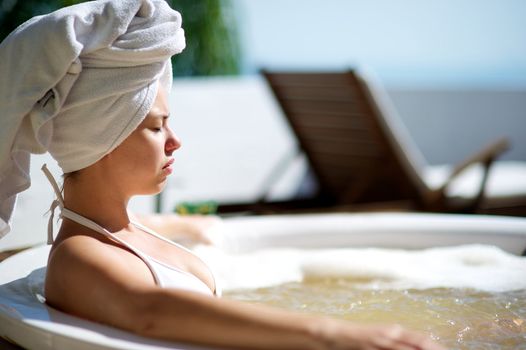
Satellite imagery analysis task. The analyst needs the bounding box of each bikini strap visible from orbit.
[41,164,65,244]
[59,208,163,286]
[40,164,164,286]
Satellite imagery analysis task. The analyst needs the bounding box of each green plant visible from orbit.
[168,0,240,76]
[0,0,241,77]
[0,0,81,40]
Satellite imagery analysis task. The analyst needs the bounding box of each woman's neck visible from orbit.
[62,171,132,233]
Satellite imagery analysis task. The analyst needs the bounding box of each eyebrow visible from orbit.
[148,113,170,120]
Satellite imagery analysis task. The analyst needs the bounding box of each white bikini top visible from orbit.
[42,165,221,297]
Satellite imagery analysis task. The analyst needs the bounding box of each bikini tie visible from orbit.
[46,200,62,244]
[41,164,65,245]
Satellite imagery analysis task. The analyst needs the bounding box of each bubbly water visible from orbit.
[195,244,526,349]
[196,244,526,292]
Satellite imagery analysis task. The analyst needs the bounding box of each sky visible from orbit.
[235,0,526,88]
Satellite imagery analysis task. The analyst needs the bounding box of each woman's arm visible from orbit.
[45,235,444,350]
[133,287,442,350]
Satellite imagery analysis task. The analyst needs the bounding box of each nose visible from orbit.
[165,126,181,155]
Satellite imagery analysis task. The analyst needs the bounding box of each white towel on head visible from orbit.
[0,0,185,237]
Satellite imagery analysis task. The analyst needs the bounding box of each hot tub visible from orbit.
[1,212,526,349]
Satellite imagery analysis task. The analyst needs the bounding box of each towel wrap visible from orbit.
[0,0,186,237]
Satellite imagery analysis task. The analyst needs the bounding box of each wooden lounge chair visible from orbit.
[218,69,526,216]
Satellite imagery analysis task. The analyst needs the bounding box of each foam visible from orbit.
[195,244,526,293]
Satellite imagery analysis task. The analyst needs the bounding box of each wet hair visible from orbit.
[62,171,78,180]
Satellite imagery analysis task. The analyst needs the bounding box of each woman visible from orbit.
[0,1,444,349]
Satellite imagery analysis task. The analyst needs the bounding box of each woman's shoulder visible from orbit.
[48,233,122,275]
[48,232,154,283]
[45,233,156,309]
[44,233,159,331]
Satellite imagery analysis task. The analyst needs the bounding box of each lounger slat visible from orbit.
[271,86,364,101]
[297,123,377,143]
[266,73,354,86]
[304,137,382,156]
[289,110,368,124]
[279,99,369,115]
[312,156,381,171]
[262,70,422,204]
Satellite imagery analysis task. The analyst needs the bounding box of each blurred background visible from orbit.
[1,0,525,249]
[3,0,523,162]
[236,0,526,164]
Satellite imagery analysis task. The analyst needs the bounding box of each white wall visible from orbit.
[389,88,526,164]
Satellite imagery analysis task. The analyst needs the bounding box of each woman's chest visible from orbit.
[115,230,215,292]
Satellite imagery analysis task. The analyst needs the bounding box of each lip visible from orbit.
[162,158,174,175]
[162,158,174,169]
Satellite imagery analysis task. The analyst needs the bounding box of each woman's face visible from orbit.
[101,86,181,196]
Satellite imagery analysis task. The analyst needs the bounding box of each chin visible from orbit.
[135,182,166,196]
[153,180,168,194]
[151,185,166,195]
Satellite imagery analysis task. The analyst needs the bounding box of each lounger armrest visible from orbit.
[443,137,510,187]
[425,137,510,211]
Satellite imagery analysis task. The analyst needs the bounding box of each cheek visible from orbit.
[108,131,165,177]
[110,146,145,175]
[133,135,165,167]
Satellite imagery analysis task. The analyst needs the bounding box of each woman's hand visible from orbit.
[313,318,446,350]
[130,213,223,245]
